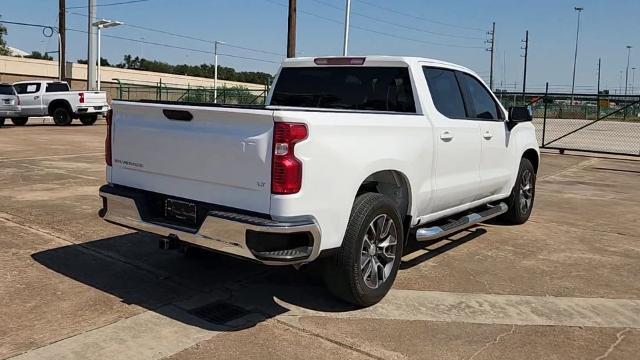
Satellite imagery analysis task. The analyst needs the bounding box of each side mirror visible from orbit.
[508,106,532,123]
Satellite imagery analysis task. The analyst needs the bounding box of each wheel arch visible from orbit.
[48,99,72,116]
[522,148,539,173]
[354,169,412,232]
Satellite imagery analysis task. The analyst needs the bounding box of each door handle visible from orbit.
[34,96,40,100]
[440,130,454,142]
[482,131,493,140]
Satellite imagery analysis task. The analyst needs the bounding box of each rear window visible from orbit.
[0,85,15,95]
[46,82,70,92]
[271,67,416,113]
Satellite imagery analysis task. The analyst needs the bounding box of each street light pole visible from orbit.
[632,67,637,95]
[92,19,123,91]
[214,40,226,103]
[97,26,101,89]
[342,0,352,56]
[570,6,584,103]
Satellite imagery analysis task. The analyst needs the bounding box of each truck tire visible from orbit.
[0,118,5,127]
[79,114,98,126]
[52,108,72,126]
[499,158,536,224]
[326,192,404,307]
[11,117,29,126]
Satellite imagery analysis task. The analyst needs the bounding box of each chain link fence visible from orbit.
[104,82,269,106]
[498,91,640,156]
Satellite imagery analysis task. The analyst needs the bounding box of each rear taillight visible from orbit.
[79,92,85,103]
[271,122,307,194]
[105,109,113,166]
[16,97,20,106]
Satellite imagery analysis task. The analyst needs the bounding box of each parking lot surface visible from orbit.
[1,120,639,359]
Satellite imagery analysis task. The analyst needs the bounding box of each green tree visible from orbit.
[116,54,273,85]
[0,16,10,56]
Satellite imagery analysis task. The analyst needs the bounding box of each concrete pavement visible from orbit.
[1,121,639,359]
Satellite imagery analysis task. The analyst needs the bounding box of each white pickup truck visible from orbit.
[99,56,539,306]
[12,80,109,126]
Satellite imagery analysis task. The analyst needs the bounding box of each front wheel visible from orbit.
[325,193,404,307]
[11,117,28,126]
[500,158,536,224]
[79,114,98,126]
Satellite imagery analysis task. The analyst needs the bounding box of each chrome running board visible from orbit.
[415,202,508,242]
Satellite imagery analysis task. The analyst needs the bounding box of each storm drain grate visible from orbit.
[189,302,250,324]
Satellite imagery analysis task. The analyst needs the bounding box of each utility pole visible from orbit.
[571,6,584,103]
[632,67,636,94]
[87,0,97,90]
[521,30,529,100]
[597,58,601,93]
[596,58,601,118]
[58,0,66,81]
[213,40,225,103]
[287,0,296,58]
[342,0,352,56]
[486,22,495,90]
[624,45,632,96]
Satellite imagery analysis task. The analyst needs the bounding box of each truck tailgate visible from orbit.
[110,101,274,213]
[80,91,107,105]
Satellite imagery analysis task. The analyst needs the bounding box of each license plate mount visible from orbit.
[164,198,197,225]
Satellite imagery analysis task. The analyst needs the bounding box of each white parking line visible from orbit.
[276,289,640,329]
[0,152,103,162]
[9,307,221,360]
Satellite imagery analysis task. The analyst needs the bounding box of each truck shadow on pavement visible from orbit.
[31,226,488,331]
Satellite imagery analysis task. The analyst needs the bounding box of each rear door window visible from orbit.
[0,85,15,95]
[423,67,467,119]
[271,67,416,113]
[46,82,70,93]
[457,72,502,120]
[14,83,41,94]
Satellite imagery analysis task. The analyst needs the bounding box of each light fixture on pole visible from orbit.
[92,19,123,91]
[624,45,632,96]
[570,6,584,104]
[342,0,352,56]
[213,40,226,103]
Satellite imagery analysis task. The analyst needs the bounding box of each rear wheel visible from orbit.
[0,118,5,127]
[11,117,28,126]
[325,193,403,307]
[52,108,72,126]
[500,158,536,224]
[79,114,98,126]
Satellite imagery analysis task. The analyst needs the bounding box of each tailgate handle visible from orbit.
[163,109,193,121]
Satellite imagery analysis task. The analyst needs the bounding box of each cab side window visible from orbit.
[14,83,41,94]
[457,73,502,120]
[423,67,466,119]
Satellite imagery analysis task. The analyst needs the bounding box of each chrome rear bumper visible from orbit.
[98,185,321,265]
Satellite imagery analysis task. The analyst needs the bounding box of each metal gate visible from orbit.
[499,91,640,156]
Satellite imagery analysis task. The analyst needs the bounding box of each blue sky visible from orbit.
[2,0,639,92]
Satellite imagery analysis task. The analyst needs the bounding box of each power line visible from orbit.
[66,0,152,9]
[311,0,485,41]
[356,0,487,32]
[66,11,285,57]
[64,27,281,64]
[264,0,484,49]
